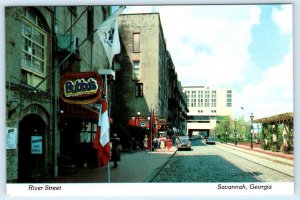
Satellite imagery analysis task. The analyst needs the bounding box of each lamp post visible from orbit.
[137,112,140,127]
[225,122,228,143]
[241,107,244,121]
[234,119,237,145]
[257,124,259,143]
[250,113,254,149]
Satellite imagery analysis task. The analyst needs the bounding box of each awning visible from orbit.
[59,101,99,121]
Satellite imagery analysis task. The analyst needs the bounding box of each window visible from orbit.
[227,98,232,107]
[80,122,97,143]
[211,99,216,107]
[135,83,143,97]
[87,6,94,40]
[68,6,77,16]
[212,90,217,98]
[226,90,232,107]
[133,61,140,80]
[21,8,47,90]
[133,33,140,52]
[102,6,109,21]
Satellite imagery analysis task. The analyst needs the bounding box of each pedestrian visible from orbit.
[166,137,172,151]
[111,133,121,168]
[143,135,148,150]
[160,135,165,150]
[154,137,159,149]
[156,137,160,150]
[175,136,179,146]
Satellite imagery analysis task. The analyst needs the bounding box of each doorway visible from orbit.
[18,114,45,182]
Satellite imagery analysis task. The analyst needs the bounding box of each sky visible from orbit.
[121,4,293,120]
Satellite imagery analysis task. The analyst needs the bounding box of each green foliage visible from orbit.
[216,116,250,141]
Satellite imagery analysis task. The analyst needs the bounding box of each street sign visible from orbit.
[31,136,42,155]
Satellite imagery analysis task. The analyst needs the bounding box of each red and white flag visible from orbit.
[93,99,110,166]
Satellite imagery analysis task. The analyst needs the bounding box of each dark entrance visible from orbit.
[60,119,98,171]
[18,114,45,182]
[188,129,210,138]
[59,102,99,171]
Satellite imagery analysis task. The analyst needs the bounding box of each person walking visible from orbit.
[111,133,121,168]
[143,135,148,150]
[159,136,165,151]
[166,137,172,151]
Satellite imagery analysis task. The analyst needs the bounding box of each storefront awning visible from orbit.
[59,101,99,121]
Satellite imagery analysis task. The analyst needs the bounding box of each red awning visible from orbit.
[59,101,99,121]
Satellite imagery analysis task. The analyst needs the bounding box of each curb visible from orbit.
[144,149,178,182]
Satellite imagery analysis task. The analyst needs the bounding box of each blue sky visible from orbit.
[249,5,290,71]
[122,4,293,119]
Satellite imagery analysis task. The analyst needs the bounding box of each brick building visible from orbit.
[5,6,112,182]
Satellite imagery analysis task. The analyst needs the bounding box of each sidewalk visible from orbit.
[41,147,177,183]
[218,142,294,167]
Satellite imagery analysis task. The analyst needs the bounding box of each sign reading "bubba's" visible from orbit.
[64,78,98,97]
[60,72,101,104]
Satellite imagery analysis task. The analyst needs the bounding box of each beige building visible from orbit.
[183,86,233,137]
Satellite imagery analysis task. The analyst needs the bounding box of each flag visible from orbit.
[151,108,157,135]
[148,108,156,149]
[93,99,111,166]
[97,6,126,67]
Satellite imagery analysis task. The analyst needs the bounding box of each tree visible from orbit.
[215,116,250,143]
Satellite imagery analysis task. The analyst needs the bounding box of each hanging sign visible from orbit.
[31,136,42,155]
[60,72,102,104]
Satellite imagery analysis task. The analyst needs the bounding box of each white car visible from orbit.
[177,136,192,151]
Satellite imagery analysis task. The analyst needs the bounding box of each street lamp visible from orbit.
[241,107,244,121]
[137,112,141,127]
[225,122,228,143]
[250,113,254,149]
[234,119,237,145]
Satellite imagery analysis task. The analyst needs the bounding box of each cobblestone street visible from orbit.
[152,140,294,183]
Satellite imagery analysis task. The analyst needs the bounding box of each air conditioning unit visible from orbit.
[56,34,79,54]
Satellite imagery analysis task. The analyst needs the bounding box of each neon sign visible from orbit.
[60,72,101,105]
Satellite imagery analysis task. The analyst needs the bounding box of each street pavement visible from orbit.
[42,147,177,183]
[40,141,293,183]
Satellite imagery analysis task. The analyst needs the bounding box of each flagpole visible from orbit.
[104,74,111,183]
[149,104,153,181]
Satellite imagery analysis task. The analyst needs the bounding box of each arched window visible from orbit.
[21,8,47,89]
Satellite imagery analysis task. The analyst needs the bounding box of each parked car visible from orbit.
[177,136,192,150]
[206,137,216,145]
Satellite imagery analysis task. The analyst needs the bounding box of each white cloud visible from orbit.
[123,5,293,120]
[234,47,293,119]
[155,5,262,87]
[272,4,292,35]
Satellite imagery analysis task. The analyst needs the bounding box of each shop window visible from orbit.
[80,122,97,143]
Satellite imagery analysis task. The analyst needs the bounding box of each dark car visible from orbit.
[206,137,216,145]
